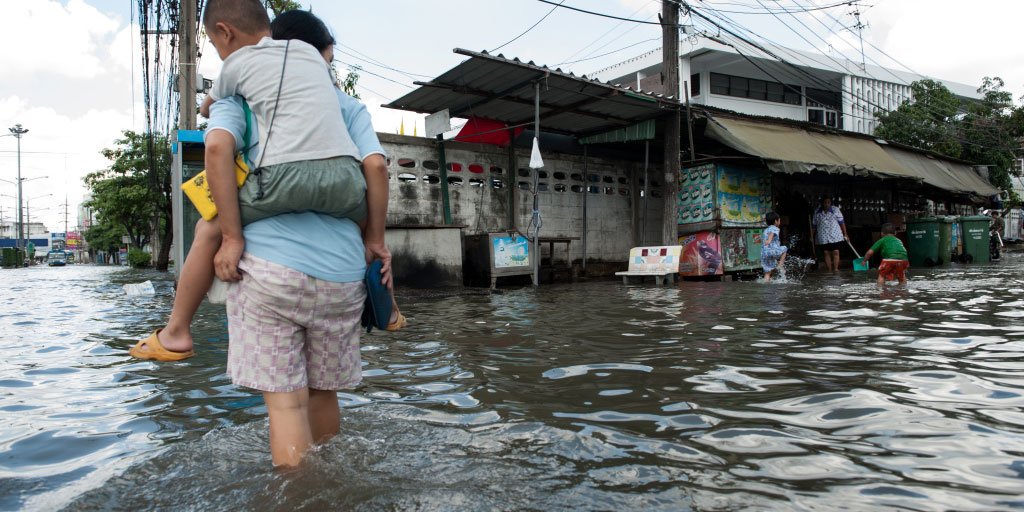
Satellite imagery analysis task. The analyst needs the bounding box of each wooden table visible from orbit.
[536,236,580,283]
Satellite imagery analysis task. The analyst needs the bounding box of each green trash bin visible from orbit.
[937,217,955,265]
[958,215,991,263]
[906,217,941,267]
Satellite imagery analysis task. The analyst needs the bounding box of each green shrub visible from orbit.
[127,248,152,268]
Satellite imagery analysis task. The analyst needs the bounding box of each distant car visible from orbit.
[65,251,74,264]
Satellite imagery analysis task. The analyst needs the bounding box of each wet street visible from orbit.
[2,256,1024,511]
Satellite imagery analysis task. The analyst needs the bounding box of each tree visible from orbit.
[265,0,302,16]
[874,79,964,158]
[875,77,1024,197]
[85,130,173,271]
[83,218,125,254]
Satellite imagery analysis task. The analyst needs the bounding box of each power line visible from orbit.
[693,0,861,15]
[334,42,434,80]
[556,37,661,66]
[491,0,565,53]
[334,59,415,89]
[557,0,656,69]
[693,0,1009,144]
[683,4,1016,153]
[537,0,672,25]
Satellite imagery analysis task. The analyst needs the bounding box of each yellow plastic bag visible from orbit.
[181,154,249,221]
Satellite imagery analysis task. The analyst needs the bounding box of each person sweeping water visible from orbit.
[761,212,788,281]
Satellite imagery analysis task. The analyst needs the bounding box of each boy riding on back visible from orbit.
[861,222,909,286]
[129,1,404,362]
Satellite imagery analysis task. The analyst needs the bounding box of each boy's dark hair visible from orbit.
[271,10,335,52]
[202,0,270,34]
[765,211,780,226]
[881,222,896,234]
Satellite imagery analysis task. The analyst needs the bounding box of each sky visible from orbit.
[1,0,1022,232]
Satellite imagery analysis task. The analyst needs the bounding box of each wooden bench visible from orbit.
[615,246,682,285]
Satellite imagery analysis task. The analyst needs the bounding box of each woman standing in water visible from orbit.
[762,212,788,281]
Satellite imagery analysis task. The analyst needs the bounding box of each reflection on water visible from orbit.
[2,257,1024,510]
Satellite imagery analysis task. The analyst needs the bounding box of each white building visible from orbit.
[0,221,48,239]
[589,39,980,135]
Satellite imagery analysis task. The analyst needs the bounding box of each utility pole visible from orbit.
[60,195,70,235]
[178,0,198,130]
[8,124,28,251]
[661,1,681,246]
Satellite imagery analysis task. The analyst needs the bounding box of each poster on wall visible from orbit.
[493,236,530,268]
[720,228,763,272]
[678,231,723,276]
[677,163,715,224]
[717,166,770,226]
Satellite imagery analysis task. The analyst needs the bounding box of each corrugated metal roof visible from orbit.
[384,49,680,137]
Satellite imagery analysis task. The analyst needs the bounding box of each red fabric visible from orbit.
[454,117,524,146]
[878,259,909,282]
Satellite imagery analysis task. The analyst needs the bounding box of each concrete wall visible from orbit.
[386,226,463,288]
[378,134,664,265]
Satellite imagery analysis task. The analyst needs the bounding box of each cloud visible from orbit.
[867,0,1024,97]
[0,96,138,231]
[0,0,123,80]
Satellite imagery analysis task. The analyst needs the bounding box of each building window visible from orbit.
[709,72,801,105]
[690,73,700,97]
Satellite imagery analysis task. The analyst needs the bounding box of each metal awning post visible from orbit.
[437,134,452,225]
[582,144,588,275]
[532,81,541,286]
[642,140,649,245]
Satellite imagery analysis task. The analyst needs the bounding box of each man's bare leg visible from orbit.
[308,388,341,444]
[157,217,221,353]
[265,388,314,467]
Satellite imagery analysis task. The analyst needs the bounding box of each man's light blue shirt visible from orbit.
[204,90,384,283]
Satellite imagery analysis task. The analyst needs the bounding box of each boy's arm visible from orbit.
[362,154,392,290]
[206,130,245,281]
[200,95,215,118]
[863,249,874,260]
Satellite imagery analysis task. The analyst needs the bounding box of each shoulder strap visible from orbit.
[239,100,254,168]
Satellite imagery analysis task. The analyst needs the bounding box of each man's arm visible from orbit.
[206,130,245,281]
[362,154,392,290]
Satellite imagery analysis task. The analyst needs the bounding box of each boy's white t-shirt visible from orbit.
[208,37,361,166]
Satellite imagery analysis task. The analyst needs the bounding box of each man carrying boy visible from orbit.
[861,222,909,286]
[199,1,380,467]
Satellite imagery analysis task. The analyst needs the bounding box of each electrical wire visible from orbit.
[556,0,656,69]
[682,5,1016,152]
[491,0,565,53]
[537,0,675,25]
[334,59,415,89]
[556,37,662,66]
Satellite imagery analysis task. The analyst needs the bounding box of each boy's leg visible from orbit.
[308,388,340,444]
[264,389,314,467]
[155,217,221,353]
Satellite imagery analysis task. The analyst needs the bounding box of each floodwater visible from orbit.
[2,256,1024,511]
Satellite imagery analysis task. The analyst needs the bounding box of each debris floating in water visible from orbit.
[123,280,155,296]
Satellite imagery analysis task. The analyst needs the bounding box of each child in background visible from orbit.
[862,222,909,286]
[761,211,788,281]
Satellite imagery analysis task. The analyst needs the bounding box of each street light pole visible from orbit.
[8,124,28,251]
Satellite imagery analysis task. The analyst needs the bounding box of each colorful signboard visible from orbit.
[677,163,715,224]
[493,236,530,269]
[66,232,82,249]
[678,231,723,276]
[717,166,770,226]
